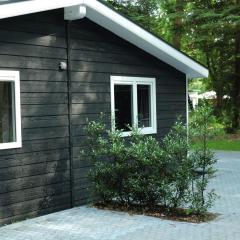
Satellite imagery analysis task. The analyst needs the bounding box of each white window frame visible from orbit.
[111,76,157,137]
[0,70,22,150]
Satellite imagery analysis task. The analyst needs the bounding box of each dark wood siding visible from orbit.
[0,10,186,225]
[0,10,71,225]
[69,19,186,206]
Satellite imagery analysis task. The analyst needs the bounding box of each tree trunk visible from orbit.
[172,0,185,50]
[232,21,240,131]
[205,52,223,116]
[215,92,224,116]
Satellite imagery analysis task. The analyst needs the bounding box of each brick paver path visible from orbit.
[0,151,240,240]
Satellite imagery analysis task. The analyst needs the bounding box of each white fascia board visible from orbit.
[84,0,208,78]
[0,0,83,20]
[0,0,208,78]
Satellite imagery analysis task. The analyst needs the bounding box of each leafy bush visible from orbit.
[189,104,218,214]
[81,111,217,216]
[190,104,225,138]
[82,121,167,207]
[160,120,193,209]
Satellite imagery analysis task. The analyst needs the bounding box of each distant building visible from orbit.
[189,91,230,109]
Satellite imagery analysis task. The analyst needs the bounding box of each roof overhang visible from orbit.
[0,0,209,78]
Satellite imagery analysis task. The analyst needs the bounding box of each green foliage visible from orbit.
[82,114,217,215]
[191,104,240,151]
[184,0,240,131]
[105,0,240,131]
[190,103,223,140]
[105,0,161,34]
[189,104,218,214]
[83,121,167,206]
[188,79,208,94]
[160,120,193,209]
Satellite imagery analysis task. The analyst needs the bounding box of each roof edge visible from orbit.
[0,0,83,19]
[97,0,208,76]
[0,0,209,78]
[83,0,208,78]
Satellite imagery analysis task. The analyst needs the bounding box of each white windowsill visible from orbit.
[120,127,157,137]
[0,142,22,150]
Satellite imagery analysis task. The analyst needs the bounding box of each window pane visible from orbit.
[0,82,16,143]
[138,85,151,128]
[114,85,133,131]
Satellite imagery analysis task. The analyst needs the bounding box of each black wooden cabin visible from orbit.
[0,0,208,225]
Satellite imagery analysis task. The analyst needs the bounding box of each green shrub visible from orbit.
[125,130,167,207]
[190,105,225,138]
[83,122,167,207]
[189,104,218,214]
[161,120,193,209]
[81,111,217,215]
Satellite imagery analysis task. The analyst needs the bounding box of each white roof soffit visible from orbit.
[0,0,209,78]
[0,0,82,19]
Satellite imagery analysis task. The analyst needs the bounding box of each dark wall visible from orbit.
[69,19,186,205]
[0,9,186,225]
[0,11,71,225]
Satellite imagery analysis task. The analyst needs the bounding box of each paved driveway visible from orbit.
[0,151,240,240]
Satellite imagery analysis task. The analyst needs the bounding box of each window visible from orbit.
[0,70,22,150]
[111,76,157,136]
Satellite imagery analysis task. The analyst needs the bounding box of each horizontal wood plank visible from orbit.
[0,42,66,59]
[0,138,69,157]
[71,61,162,75]
[0,193,70,219]
[20,69,67,82]
[71,72,109,82]
[0,182,70,207]
[72,103,110,115]
[0,29,66,48]
[71,82,110,93]
[21,93,68,105]
[0,170,70,194]
[0,55,63,70]
[21,104,68,117]
[22,116,69,129]
[22,126,69,141]
[21,81,68,93]
[0,159,70,181]
[72,92,110,104]
[0,203,70,226]
[0,148,69,169]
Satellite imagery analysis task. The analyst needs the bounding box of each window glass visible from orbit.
[114,84,133,131]
[137,85,151,128]
[0,82,16,143]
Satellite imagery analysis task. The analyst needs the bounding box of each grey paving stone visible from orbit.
[0,151,239,240]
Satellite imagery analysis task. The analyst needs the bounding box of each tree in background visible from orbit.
[105,0,187,49]
[158,0,187,50]
[186,0,240,131]
[105,0,161,33]
[105,0,240,132]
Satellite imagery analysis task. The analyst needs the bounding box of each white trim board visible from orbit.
[0,70,22,150]
[111,76,157,137]
[0,0,209,79]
